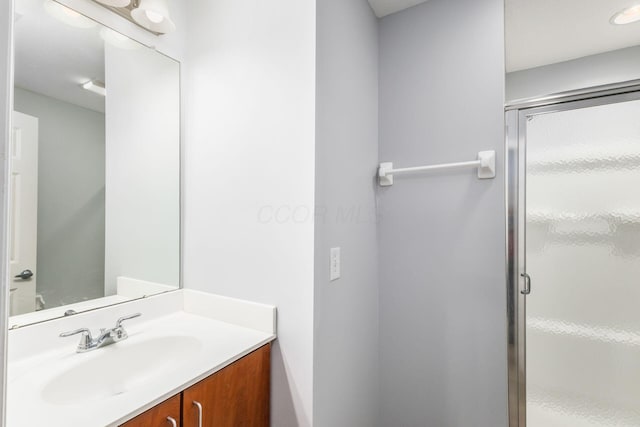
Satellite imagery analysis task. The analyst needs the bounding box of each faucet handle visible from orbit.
[60,328,93,351]
[111,313,141,341]
[60,328,92,338]
[115,313,142,328]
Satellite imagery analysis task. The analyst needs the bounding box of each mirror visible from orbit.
[506,0,640,102]
[10,0,180,326]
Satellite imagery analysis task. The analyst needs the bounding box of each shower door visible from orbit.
[507,89,640,427]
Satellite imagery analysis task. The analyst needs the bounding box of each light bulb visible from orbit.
[131,0,176,34]
[145,9,164,24]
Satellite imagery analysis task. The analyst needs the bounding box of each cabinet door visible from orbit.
[183,344,270,427]
[121,394,181,427]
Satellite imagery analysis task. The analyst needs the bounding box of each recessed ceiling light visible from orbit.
[611,5,640,25]
[82,80,106,97]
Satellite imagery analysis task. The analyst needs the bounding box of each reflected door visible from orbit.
[10,111,38,316]
[524,97,640,426]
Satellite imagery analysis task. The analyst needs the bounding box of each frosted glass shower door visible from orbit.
[525,98,640,426]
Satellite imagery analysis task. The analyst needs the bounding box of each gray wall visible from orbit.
[507,45,640,102]
[378,0,508,426]
[314,0,379,426]
[14,88,105,309]
[0,0,12,423]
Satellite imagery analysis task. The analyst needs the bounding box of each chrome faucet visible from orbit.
[59,313,142,353]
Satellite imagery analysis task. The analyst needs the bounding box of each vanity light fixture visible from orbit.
[611,5,640,25]
[43,0,97,29]
[131,0,176,34]
[94,0,132,7]
[82,80,106,96]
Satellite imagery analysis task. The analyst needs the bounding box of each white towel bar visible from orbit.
[378,151,496,186]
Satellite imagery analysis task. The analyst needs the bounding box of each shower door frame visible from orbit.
[505,80,640,427]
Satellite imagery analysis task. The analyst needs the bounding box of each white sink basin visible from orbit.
[7,297,276,427]
[42,336,202,405]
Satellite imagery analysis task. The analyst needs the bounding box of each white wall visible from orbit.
[507,45,640,102]
[104,44,180,295]
[314,0,379,426]
[183,1,316,426]
[378,0,508,425]
[14,88,105,308]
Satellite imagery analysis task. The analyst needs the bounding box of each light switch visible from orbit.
[330,247,341,281]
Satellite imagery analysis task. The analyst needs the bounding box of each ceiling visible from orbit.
[14,0,106,113]
[367,0,429,18]
[15,0,640,97]
[367,0,640,73]
[506,0,640,72]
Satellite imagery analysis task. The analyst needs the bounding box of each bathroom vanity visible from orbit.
[6,290,276,427]
[2,0,283,426]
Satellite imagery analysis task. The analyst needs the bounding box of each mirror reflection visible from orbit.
[10,0,180,324]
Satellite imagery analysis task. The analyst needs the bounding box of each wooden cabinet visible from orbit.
[121,394,181,427]
[121,344,270,427]
[183,344,270,427]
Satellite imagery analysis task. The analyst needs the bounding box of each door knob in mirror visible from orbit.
[14,269,33,280]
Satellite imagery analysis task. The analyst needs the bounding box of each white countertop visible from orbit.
[6,290,277,427]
